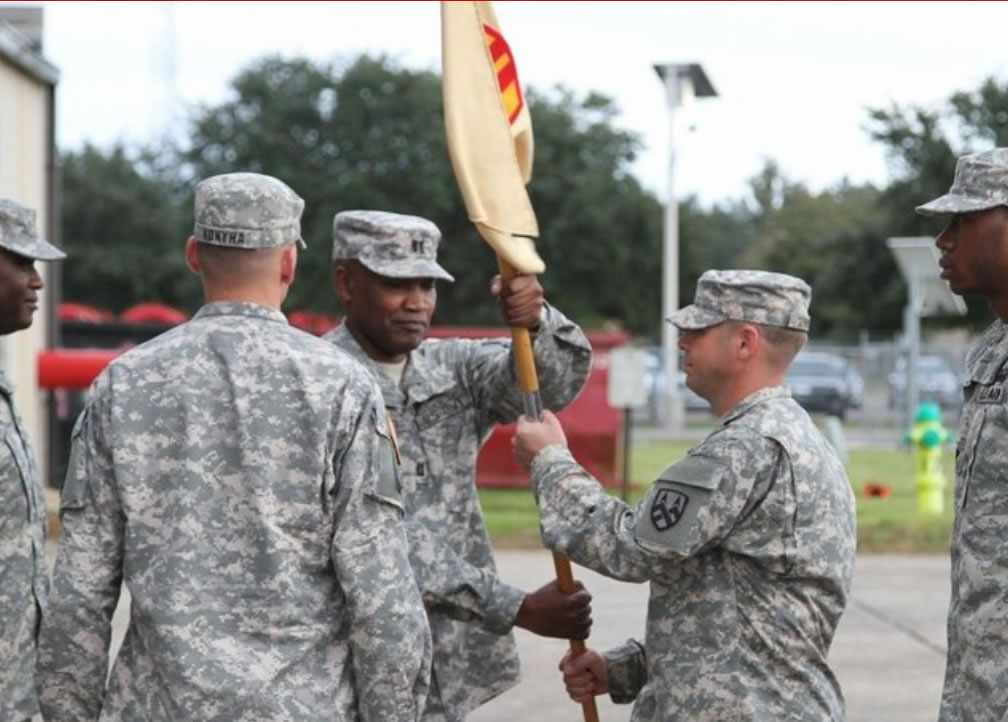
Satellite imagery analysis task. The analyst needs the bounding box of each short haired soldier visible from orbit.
[324,210,594,720]
[917,148,1008,721]
[514,269,857,721]
[0,199,64,722]
[37,174,431,721]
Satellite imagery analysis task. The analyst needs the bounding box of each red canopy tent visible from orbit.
[287,311,340,336]
[58,302,113,323]
[119,303,188,325]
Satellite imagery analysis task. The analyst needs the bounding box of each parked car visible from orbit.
[785,351,864,419]
[887,354,961,410]
[632,349,710,424]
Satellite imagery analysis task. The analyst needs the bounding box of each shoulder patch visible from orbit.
[650,487,689,531]
[634,454,726,557]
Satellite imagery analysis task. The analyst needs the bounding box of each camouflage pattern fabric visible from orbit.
[602,639,648,705]
[939,319,1008,721]
[667,269,811,332]
[0,371,46,721]
[38,302,431,722]
[0,198,65,260]
[193,172,306,249]
[530,386,857,721]
[325,303,591,721]
[917,148,1008,216]
[331,210,454,281]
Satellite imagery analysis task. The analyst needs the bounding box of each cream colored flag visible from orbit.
[441,0,545,274]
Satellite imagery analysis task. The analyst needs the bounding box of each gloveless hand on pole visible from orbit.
[441,3,600,719]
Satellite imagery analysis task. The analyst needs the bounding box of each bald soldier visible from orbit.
[324,210,593,721]
[515,270,857,721]
[37,174,431,721]
[0,199,65,722]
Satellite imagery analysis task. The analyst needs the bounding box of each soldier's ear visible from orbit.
[280,245,298,286]
[184,237,201,276]
[736,323,760,361]
[332,263,353,304]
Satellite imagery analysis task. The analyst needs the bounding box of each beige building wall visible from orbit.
[0,57,56,483]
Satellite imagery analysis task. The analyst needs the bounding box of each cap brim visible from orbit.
[665,304,725,330]
[16,238,66,261]
[358,257,454,283]
[915,193,1004,217]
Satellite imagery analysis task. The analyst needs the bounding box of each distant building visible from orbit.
[0,5,61,483]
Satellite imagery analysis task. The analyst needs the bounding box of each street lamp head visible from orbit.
[652,63,717,107]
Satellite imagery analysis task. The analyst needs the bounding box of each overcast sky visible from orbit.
[25,1,1008,204]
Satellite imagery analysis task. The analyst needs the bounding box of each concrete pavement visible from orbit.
[470,552,950,722]
[93,551,951,721]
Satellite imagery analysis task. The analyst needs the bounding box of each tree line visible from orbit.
[60,55,1008,341]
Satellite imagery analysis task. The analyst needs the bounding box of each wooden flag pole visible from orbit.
[440,1,600,714]
[497,256,600,722]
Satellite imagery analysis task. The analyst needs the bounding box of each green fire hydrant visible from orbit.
[906,401,949,515]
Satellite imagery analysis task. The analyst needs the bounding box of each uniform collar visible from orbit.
[719,385,790,425]
[192,301,288,325]
[325,322,457,407]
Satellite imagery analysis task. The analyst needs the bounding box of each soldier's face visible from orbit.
[678,323,733,402]
[341,264,437,361]
[935,209,1008,296]
[0,248,42,335]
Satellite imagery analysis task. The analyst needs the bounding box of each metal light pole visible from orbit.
[652,63,717,430]
[887,237,967,431]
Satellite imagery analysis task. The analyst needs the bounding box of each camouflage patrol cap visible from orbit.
[0,199,66,261]
[668,269,811,332]
[917,148,1008,216]
[193,172,305,249]
[332,210,454,282]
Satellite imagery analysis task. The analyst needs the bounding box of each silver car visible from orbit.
[887,354,961,411]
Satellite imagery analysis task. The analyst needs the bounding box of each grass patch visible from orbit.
[481,440,955,554]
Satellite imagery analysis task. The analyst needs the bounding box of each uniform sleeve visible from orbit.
[461,304,593,430]
[330,391,432,722]
[38,383,124,721]
[529,428,778,583]
[603,639,647,704]
[405,520,525,634]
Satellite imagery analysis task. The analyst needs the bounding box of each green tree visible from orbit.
[728,161,901,338]
[183,55,666,334]
[60,143,195,311]
[865,76,1008,328]
[678,195,755,316]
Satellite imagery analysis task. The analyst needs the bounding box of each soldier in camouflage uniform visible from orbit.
[514,270,857,721]
[324,210,593,721]
[0,200,64,722]
[917,148,1008,722]
[37,174,432,721]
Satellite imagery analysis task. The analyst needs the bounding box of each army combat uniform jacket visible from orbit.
[38,302,431,722]
[531,386,856,721]
[940,320,1008,722]
[0,371,47,721]
[326,303,591,720]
